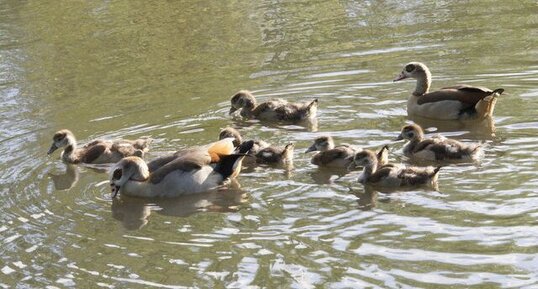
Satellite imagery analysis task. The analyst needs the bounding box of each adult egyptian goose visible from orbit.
[229,90,318,122]
[109,140,253,198]
[353,149,441,188]
[47,129,151,164]
[305,136,389,169]
[396,124,482,161]
[393,62,504,120]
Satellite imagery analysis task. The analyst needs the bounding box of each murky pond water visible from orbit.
[1,0,538,288]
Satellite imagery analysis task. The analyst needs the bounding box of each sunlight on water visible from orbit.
[0,0,537,288]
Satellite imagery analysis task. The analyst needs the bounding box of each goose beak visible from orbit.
[394,134,404,141]
[47,144,58,155]
[393,72,407,82]
[229,107,238,115]
[304,144,316,153]
[110,184,120,198]
[347,162,357,171]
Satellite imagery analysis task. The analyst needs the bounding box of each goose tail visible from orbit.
[216,140,254,179]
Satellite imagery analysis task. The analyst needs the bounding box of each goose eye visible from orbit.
[112,169,122,180]
[405,64,415,72]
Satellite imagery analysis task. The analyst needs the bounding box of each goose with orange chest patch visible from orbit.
[109,139,254,198]
[394,62,504,120]
[47,129,151,164]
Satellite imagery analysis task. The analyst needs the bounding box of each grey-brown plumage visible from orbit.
[229,90,318,122]
[255,143,294,164]
[306,136,389,169]
[353,149,440,188]
[396,124,482,161]
[47,129,151,164]
[394,62,504,120]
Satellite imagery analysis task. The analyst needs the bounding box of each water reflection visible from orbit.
[409,115,496,139]
[111,182,248,230]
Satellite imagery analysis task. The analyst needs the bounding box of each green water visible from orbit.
[1,0,537,288]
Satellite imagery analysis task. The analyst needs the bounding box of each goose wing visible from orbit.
[149,150,212,184]
[417,85,496,106]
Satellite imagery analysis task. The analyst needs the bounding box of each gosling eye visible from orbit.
[112,169,122,180]
[406,131,415,138]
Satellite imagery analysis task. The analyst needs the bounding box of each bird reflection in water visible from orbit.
[111,179,249,230]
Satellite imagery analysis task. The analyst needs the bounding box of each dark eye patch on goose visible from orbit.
[405,64,415,72]
[112,169,122,180]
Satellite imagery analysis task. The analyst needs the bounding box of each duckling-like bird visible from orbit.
[229,90,318,122]
[396,124,482,162]
[353,149,441,188]
[109,140,253,198]
[255,143,294,165]
[305,136,389,169]
[47,129,151,164]
[393,62,504,120]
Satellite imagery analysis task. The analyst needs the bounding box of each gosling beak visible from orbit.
[347,162,357,171]
[110,184,120,198]
[393,72,407,82]
[394,134,404,141]
[47,144,58,155]
[229,107,238,115]
[304,144,317,153]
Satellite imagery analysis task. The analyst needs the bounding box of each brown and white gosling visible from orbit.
[353,149,441,188]
[396,124,482,162]
[47,129,151,164]
[109,140,254,198]
[229,90,318,122]
[255,143,294,165]
[393,62,504,120]
[305,136,389,169]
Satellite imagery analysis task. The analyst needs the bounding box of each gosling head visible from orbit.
[219,127,243,147]
[352,150,378,168]
[393,62,430,82]
[229,90,256,115]
[47,129,75,155]
[305,136,335,153]
[395,124,425,141]
[109,156,149,198]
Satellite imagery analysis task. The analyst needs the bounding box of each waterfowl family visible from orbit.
[305,136,389,169]
[396,124,482,161]
[109,140,254,198]
[47,129,151,164]
[353,149,441,188]
[394,62,504,120]
[229,90,318,122]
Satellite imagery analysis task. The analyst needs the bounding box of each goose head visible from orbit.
[110,156,150,198]
[219,127,243,147]
[47,129,75,155]
[393,62,431,82]
[229,90,256,115]
[395,124,424,141]
[305,136,335,153]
